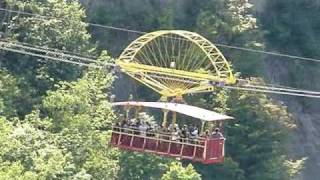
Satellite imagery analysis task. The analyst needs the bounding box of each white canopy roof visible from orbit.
[112,101,233,122]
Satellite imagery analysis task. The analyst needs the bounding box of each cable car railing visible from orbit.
[111,126,225,163]
[111,125,210,147]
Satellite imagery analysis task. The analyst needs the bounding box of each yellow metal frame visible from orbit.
[116,30,236,97]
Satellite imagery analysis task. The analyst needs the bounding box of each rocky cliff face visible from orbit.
[252,0,320,179]
[264,61,320,180]
[295,114,320,180]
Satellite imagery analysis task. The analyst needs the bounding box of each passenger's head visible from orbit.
[215,128,220,132]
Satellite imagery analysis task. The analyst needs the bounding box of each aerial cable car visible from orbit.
[110,30,237,164]
[110,101,233,164]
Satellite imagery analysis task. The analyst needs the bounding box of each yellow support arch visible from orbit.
[116,30,236,98]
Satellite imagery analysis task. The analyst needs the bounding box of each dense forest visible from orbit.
[0,0,319,179]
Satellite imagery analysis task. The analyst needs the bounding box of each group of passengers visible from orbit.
[113,114,224,143]
[118,117,153,136]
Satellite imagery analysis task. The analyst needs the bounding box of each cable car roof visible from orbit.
[112,101,233,121]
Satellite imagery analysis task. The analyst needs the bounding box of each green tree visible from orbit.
[87,0,164,55]
[189,80,296,180]
[1,0,96,117]
[0,70,21,117]
[0,162,36,180]
[0,52,120,179]
[195,0,264,76]
[118,152,172,180]
[41,52,119,179]
[0,115,74,179]
[0,0,309,179]
[161,162,201,180]
[192,157,245,180]
[225,89,295,180]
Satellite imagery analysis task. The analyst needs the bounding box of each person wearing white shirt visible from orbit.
[171,128,180,141]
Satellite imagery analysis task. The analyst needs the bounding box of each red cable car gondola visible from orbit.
[110,101,233,164]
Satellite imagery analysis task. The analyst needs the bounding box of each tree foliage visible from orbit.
[0,52,119,179]
[189,83,296,180]
[161,162,201,180]
[0,0,307,179]
[117,152,171,180]
[1,0,96,117]
[225,89,295,180]
[0,70,20,117]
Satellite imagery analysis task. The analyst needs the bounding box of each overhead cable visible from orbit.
[1,9,320,98]
[1,40,320,99]
[143,73,320,98]
[3,39,99,60]
[224,86,320,99]
[0,40,115,68]
[1,8,320,63]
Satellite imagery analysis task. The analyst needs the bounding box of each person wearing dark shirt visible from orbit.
[180,125,188,142]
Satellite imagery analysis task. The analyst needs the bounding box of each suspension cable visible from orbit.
[224,86,320,99]
[146,74,320,98]
[0,40,115,68]
[2,8,320,63]
[0,39,99,59]
[1,40,320,98]
[242,84,320,95]
[0,9,320,98]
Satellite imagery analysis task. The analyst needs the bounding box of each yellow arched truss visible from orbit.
[116,30,236,98]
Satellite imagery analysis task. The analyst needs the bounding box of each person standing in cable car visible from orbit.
[171,127,180,141]
[211,128,224,139]
[180,125,188,142]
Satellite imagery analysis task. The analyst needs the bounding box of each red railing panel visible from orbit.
[132,137,144,149]
[169,143,182,155]
[195,147,204,159]
[145,139,157,151]
[120,134,132,146]
[182,145,195,157]
[158,141,170,153]
[204,138,224,163]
